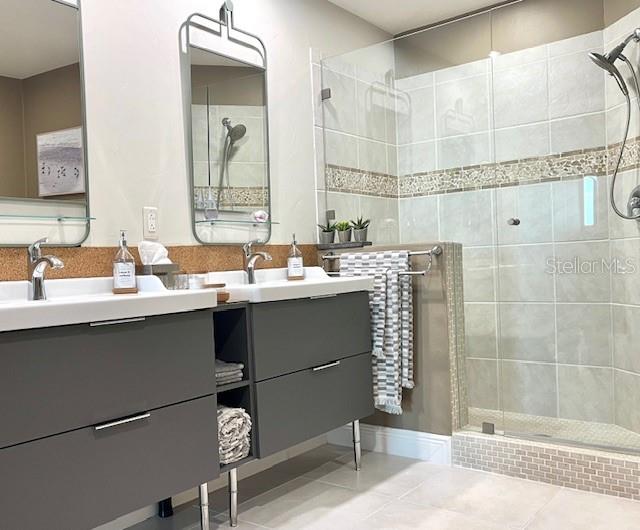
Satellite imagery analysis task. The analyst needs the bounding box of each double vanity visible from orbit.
[0,266,374,529]
[0,2,375,528]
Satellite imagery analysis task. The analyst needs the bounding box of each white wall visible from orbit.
[80,0,388,246]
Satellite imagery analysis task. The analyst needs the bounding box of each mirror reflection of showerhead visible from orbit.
[222,117,247,142]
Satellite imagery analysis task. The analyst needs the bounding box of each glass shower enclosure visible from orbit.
[316,2,640,454]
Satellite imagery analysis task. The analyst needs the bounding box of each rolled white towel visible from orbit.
[217,405,252,465]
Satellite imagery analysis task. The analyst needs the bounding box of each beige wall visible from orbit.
[81,0,390,246]
[492,0,603,53]
[365,248,455,436]
[22,63,82,198]
[0,76,26,197]
[604,0,640,25]
[0,64,81,200]
[191,65,264,106]
[396,0,604,77]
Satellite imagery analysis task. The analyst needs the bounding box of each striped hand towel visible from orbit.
[341,250,414,414]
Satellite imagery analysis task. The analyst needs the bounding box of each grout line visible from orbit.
[521,487,563,530]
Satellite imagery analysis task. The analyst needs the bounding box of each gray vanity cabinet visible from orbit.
[0,310,217,449]
[254,352,372,456]
[0,310,219,530]
[0,396,218,530]
[251,291,374,457]
[251,291,371,381]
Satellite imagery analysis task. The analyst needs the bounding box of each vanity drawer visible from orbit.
[0,310,216,449]
[0,395,219,530]
[254,352,373,457]
[251,291,371,381]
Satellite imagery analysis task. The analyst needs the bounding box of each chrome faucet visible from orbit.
[243,241,272,285]
[28,238,64,301]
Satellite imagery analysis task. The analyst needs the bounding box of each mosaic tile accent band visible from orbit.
[453,432,640,501]
[194,186,269,208]
[399,146,609,197]
[325,164,398,198]
[324,137,640,198]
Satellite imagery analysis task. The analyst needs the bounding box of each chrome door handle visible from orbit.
[94,412,151,431]
[312,360,341,372]
[90,317,146,327]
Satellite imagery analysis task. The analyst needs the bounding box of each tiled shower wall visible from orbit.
[314,6,640,441]
[397,7,640,438]
[605,7,640,436]
[192,103,267,206]
[312,45,400,245]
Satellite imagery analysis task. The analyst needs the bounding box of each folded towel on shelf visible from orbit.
[216,372,244,385]
[340,250,414,415]
[217,405,252,465]
[215,359,245,374]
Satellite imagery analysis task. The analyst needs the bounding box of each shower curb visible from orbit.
[453,431,640,501]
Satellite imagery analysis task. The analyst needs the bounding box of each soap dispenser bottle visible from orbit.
[287,233,304,281]
[113,230,138,294]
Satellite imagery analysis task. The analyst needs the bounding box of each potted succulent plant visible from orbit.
[317,222,336,245]
[335,221,352,243]
[351,216,370,243]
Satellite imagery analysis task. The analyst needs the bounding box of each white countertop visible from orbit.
[0,276,218,333]
[0,267,374,332]
[207,266,374,303]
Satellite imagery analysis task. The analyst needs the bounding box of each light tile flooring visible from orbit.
[130,444,640,530]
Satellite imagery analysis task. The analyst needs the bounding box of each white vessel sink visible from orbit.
[207,266,373,303]
[0,276,217,332]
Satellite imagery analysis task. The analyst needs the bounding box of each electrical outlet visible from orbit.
[143,207,158,240]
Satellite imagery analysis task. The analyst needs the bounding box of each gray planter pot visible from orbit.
[353,227,368,242]
[319,230,335,245]
[337,228,352,243]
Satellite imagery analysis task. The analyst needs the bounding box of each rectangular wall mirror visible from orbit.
[0,0,90,246]
[186,12,271,245]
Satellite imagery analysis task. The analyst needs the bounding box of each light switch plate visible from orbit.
[143,206,159,240]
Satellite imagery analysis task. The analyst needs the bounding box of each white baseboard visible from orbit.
[327,423,452,465]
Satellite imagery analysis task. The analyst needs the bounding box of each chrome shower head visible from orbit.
[222,118,247,142]
[589,51,629,96]
[590,29,640,96]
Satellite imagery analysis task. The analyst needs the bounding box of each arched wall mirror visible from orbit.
[0,0,90,246]
[185,3,271,245]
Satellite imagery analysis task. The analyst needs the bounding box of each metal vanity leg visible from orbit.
[229,468,239,527]
[352,419,362,471]
[198,483,210,530]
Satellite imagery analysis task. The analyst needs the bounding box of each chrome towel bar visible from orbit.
[321,245,442,278]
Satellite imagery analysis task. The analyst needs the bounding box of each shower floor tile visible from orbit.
[467,407,640,452]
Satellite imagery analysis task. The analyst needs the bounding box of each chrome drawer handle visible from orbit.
[90,317,146,327]
[312,360,341,372]
[310,293,338,300]
[95,412,151,431]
